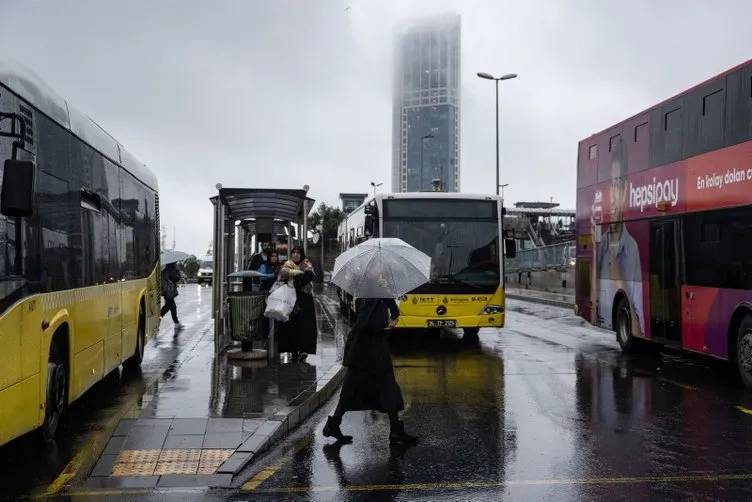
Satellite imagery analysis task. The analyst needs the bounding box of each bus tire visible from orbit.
[125,306,146,369]
[615,296,635,353]
[735,315,752,389]
[41,338,67,443]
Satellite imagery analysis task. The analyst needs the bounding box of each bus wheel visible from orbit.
[736,316,752,389]
[615,297,634,352]
[41,340,67,443]
[125,307,146,369]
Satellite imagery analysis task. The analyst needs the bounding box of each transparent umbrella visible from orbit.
[160,250,191,269]
[331,238,431,298]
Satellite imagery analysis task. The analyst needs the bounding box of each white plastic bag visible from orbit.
[264,282,297,322]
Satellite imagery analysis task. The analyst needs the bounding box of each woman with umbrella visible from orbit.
[324,238,427,445]
[160,250,190,330]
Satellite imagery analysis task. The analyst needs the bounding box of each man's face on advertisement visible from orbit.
[610,158,626,222]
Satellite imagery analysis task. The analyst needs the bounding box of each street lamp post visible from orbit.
[477,72,517,195]
[420,133,434,192]
[370,181,383,198]
[499,183,509,200]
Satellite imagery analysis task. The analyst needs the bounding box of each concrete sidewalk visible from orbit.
[80,286,346,490]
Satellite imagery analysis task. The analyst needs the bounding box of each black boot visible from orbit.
[389,420,417,445]
[323,416,352,443]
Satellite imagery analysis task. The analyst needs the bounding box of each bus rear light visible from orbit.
[657,200,670,212]
[482,305,503,314]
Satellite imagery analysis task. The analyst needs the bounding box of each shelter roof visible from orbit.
[214,187,314,222]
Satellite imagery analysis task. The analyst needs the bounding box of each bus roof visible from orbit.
[579,57,752,145]
[0,60,158,191]
[378,192,501,201]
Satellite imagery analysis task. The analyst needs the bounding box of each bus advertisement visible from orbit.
[337,193,515,337]
[0,62,160,446]
[575,59,752,386]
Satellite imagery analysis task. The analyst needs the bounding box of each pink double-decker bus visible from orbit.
[575,58,752,387]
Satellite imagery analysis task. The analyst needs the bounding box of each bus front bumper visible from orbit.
[396,313,505,330]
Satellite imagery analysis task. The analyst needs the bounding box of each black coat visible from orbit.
[277,270,318,354]
[339,298,404,413]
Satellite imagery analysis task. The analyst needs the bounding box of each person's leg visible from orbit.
[388,410,417,445]
[323,393,352,443]
[160,300,169,318]
[168,299,179,324]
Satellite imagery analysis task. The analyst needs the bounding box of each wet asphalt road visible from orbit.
[0,284,212,499]
[230,299,752,502]
[6,291,752,500]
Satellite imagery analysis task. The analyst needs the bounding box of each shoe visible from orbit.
[175,322,184,331]
[389,420,417,445]
[323,416,352,443]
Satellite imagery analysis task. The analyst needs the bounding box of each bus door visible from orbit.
[649,219,681,344]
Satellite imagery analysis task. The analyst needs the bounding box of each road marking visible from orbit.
[249,472,752,494]
[736,405,752,416]
[240,433,314,491]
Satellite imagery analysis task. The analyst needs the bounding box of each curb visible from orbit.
[215,363,346,477]
[213,296,346,479]
[506,293,573,310]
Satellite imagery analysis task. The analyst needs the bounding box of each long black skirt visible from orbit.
[338,366,405,414]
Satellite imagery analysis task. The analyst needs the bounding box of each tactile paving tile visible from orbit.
[117,449,162,463]
[154,460,199,475]
[158,449,202,462]
[111,461,157,476]
[197,449,235,474]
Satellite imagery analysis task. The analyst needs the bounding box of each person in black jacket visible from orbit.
[323,297,417,445]
[277,247,317,360]
[160,262,183,330]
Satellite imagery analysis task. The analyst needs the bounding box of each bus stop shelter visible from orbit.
[210,185,315,357]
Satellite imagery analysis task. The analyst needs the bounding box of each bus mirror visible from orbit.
[1,159,35,217]
[504,238,517,258]
[364,214,374,236]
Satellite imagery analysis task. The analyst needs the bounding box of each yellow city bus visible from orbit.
[0,63,160,446]
[337,193,515,338]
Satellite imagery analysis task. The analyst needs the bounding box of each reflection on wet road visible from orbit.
[0,284,212,498]
[237,299,752,501]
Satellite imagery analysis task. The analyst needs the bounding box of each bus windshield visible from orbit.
[383,199,500,293]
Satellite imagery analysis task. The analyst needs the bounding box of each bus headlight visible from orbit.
[482,305,503,314]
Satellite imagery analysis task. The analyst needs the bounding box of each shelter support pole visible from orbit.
[302,199,308,256]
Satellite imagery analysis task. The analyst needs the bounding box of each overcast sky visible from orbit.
[1,0,750,255]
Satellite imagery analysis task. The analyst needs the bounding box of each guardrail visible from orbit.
[505,241,575,273]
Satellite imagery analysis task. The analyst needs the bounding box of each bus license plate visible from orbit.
[427,319,456,328]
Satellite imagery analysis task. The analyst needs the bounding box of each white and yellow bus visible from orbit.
[336,193,515,337]
[0,63,160,446]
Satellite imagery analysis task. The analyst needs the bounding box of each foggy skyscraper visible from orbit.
[392,14,461,193]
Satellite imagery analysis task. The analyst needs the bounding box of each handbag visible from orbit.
[162,279,178,300]
[264,282,297,322]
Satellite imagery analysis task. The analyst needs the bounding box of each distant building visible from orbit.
[339,193,368,214]
[392,14,461,193]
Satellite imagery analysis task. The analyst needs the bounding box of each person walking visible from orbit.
[277,247,317,360]
[323,297,417,445]
[259,252,280,292]
[160,262,183,330]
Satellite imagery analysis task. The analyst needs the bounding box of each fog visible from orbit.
[1,0,749,255]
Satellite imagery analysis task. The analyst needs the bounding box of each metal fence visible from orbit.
[505,241,575,273]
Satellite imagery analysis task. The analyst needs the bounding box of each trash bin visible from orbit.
[227,292,267,351]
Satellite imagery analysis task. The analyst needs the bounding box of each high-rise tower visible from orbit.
[392,14,461,192]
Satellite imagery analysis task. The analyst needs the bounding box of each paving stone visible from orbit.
[90,454,119,477]
[103,436,127,455]
[81,476,159,489]
[134,418,173,429]
[169,418,207,435]
[123,429,168,449]
[206,418,244,433]
[255,420,283,437]
[242,419,265,433]
[237,431,270,454]
[216,452,253,474]
[156,473,233,488]
[201,432,247,449]
[112,419,136,437]
[163,434,205,449]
